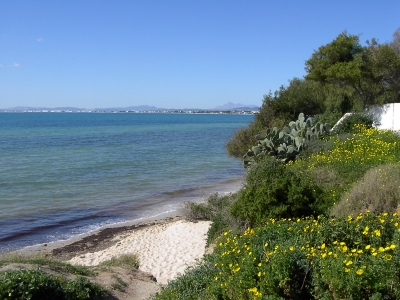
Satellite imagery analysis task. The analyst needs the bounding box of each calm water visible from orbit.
[0,113,252,252]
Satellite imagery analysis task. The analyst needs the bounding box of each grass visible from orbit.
[331,164,400,216]
[110,275,128,292]
[0,253,94,276]
[97,253,139,269]
[0,254,108,300]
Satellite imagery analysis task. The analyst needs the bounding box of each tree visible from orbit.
[262,78,325,122]
[305,32,386,109]
[368,42,400,103]
[390,27,400,56]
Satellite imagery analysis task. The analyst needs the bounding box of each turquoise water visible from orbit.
[0,113,252,251]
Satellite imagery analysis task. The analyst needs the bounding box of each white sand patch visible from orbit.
[69,220,211,284]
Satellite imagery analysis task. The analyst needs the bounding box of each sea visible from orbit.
[0,112,253,253]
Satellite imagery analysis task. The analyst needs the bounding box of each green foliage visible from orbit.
[331,164,400,217]
[243,113,330,166]
[295,124,400,191]
[62,276,106,300]
[181,193,244,246]
[98,253,139,269]
[305,31,363,84]
[226,122,262,158]
[262,78,326,123]
[181,202,211,221]
[0,269,106,300]
[232,157,324,226]
[156,213,400,299]
[305,31,400,109]
[152,260,217,300]
[0,254,94,276]
[332,112,374,134]
[226,78,327,158]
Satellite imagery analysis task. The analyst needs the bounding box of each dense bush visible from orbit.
[226,122,262,158]
[181,193,245,246]
[0,268,106,300]
[231,157,324,226]
[155,212,400,300]
[332,112,375,133]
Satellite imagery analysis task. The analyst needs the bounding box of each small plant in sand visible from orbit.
[110,275,128,292]
[98,253,139,269]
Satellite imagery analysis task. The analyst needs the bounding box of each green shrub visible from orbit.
[152,259,217,300]
[98,253,139,269]
[331,164,400,217]
[181,193,245,245]
[63,276,106,300]
[332,112,374,134]
[231,157,324,226]
[181,202,212,221]
[226,122,261,158]
[0,269,106,300]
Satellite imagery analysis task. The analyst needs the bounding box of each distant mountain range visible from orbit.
[213,102,259,111]
[2,102,259,111]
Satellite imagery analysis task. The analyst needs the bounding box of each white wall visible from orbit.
[370,103,400,131]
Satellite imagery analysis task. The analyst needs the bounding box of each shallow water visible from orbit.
[0,113,252,252]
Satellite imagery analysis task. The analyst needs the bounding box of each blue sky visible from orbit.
[1,1,399,109]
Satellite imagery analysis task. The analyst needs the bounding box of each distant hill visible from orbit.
[213,102,259,111]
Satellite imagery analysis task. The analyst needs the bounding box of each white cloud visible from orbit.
[36,37,43,42]
[12,63,20,67]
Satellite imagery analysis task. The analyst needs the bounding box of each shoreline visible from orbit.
[15,215,213,285]
[16,214,183,259]
[3,180,243,285]
[1,177,244,255]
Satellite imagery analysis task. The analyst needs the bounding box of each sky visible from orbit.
[1,1,399,110]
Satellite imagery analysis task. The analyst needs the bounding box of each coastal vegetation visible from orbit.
[0,254,107,299]
[1,28,400,299]
[226,29,400,158]
[0,253,140,299]
[154,29,400,299]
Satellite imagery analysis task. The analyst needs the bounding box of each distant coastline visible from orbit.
[0,109,257,114]
[0,102,259,114]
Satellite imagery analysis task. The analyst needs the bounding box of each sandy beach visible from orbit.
[8,215,213,299]
[68,219,212,284]
[18,215,212,282]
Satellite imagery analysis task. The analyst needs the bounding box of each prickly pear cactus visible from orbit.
[243,113,330,167]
